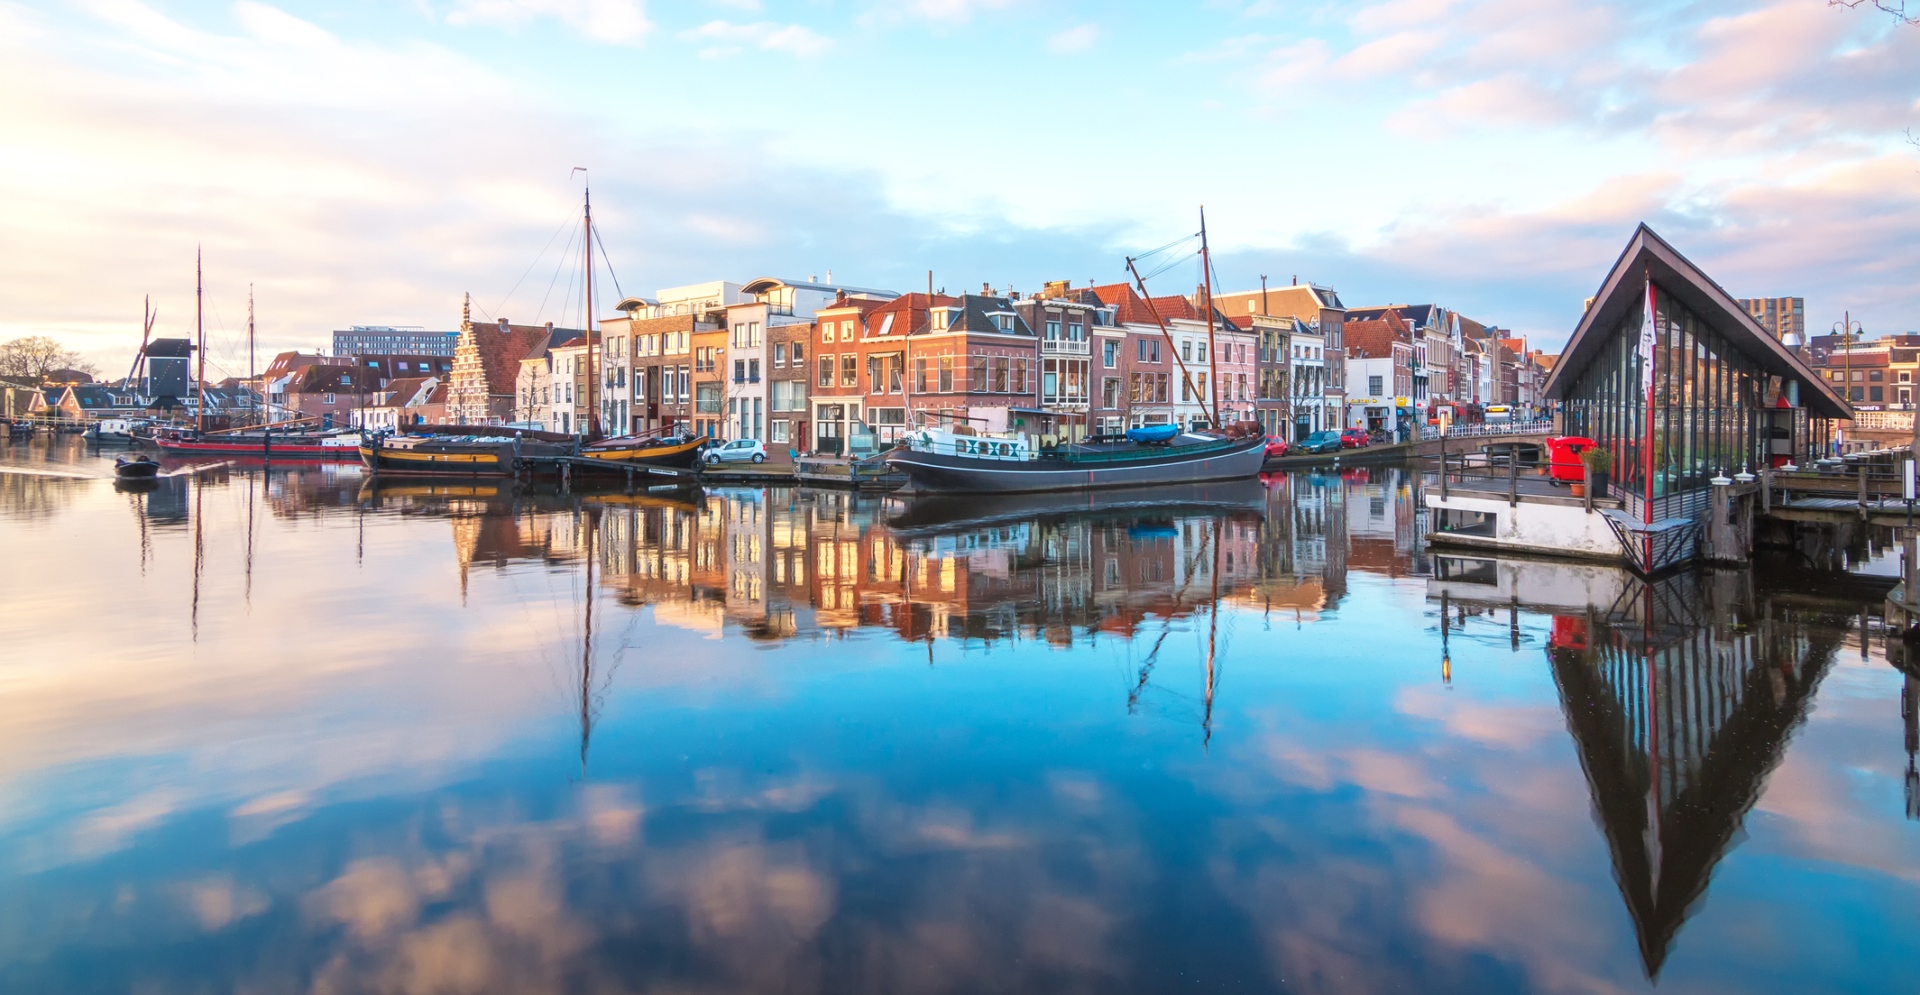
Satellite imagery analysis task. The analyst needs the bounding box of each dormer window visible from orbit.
[931,308,953,331]
[877,313,895,336]
[992,313,1014,332]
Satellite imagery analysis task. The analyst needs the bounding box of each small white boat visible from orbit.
[87,418,136,445]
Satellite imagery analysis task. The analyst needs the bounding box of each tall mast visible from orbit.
[1200,207,1220,428]
[196,247,206,434]
[247,284,256,426]
[583,176,598,440]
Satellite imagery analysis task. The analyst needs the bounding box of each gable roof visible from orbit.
[1349,304,1439,328]
[1543,224,1848,419]
[1344,310,1413,359]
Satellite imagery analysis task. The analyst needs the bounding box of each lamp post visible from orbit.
[1836,313,1864,453]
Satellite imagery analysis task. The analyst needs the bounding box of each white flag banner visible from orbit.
[1638,281,1657,395]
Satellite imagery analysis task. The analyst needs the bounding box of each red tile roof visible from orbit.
[1344,310,1412,359]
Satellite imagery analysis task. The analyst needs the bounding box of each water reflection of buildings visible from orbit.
[1429,556,1849,979]
[388,475,1396,650]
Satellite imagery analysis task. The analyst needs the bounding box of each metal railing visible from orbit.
[1419,419,1553,440]
[1851,410,1915,431]
[1040,339,1091,355]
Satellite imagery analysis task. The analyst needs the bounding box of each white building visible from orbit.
[1290,325,1332,438]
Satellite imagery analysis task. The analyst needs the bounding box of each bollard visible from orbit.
[1508,451,1518,508]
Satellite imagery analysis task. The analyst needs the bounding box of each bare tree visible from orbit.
[0,336,99,381]
[1829,1,1916,25]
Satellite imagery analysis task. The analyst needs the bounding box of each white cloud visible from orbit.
[443,0,652,46]
[680,19,832,58]
[1046,23,1099,54]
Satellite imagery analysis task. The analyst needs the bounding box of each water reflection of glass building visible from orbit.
[1432,556,1851,980]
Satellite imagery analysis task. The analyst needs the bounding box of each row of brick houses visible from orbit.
[398,273,1546,448]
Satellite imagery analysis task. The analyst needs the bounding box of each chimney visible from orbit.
[982,281,992,296]
[1292,275,1297,286]
[497,318,510,332]
[826,268,833,283]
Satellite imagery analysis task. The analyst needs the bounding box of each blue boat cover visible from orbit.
[1126,425,1180,443]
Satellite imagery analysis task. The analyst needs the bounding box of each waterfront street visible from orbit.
[2,434,1917,994]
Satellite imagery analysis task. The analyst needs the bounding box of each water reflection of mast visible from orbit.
[191,474,204,642]
[133,486,151,576]
[580,507,596,773]
[244,470,256,609]
[1203,514,1222,748]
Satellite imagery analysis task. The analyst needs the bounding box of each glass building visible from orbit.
[1547,226,1848,504]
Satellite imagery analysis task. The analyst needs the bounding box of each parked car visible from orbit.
[704,438,767,464]
[1340,428,1371,449]
[1263,436,1290,459]
[1296,431,1344,455]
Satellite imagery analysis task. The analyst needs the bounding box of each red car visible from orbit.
[1263,436,1290,458]
[1339,429,1371,449]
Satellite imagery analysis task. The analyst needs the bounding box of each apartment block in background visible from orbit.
[1738,297,1805,343]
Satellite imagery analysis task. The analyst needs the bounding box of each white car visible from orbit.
[704,438,767,465]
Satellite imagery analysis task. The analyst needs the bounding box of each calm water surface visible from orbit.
[2,435,1917,994]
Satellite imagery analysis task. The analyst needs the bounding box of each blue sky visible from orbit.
[1,0,1916,375]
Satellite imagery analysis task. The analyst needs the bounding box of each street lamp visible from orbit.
[1835,312,1864,454]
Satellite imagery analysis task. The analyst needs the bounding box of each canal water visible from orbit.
[2,435,1916,994]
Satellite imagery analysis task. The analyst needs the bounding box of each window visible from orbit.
[1013,358,1027,394]
[696,383,721,414]
[818,356,834,389]
[773,343,787,367]
[877,313,895,336]
[1129,372,1143,403]
[1137,339,1148,361]
[322,393,336,404]
[1369,375,1384,396]
[1181,340,1192,363]
[992,357,1010,393]
[1870,370,1884,382]
[1103,340,1118,368]
[1068,322,1083,342]
[749,359,760,383]
[821,322,834,344]
[1871,386,1884,402]
[914,358,927,392]
[734,359,746,383]
[939,357,954,392]
[791,344,803,363]
[1155,373,1170,403]
[1151,340,1161,362]
[841,353,857,387]
[970,355,988,392]
[1046,320,1061,340]
[840,320,854,342]
[1103,377,1121,409]
[932,309,952,331]
[772,420,789,443]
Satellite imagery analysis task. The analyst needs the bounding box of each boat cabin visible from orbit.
[906,426,1034,461]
